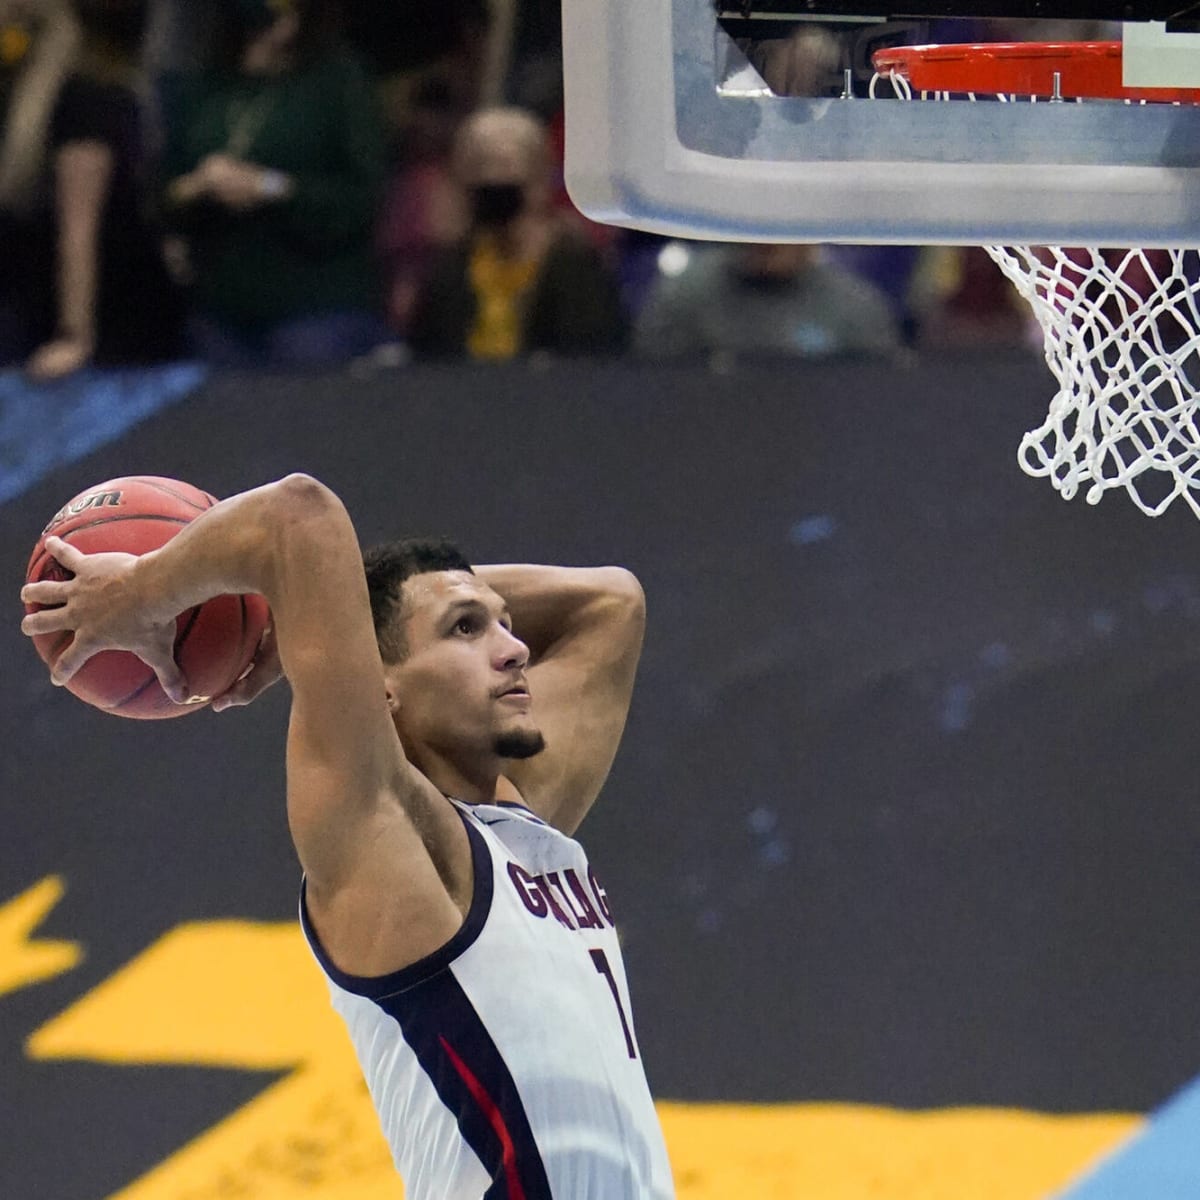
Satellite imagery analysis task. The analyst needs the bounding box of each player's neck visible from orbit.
[408,744,502,805]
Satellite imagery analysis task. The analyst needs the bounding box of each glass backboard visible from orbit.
[561,0,1200,244]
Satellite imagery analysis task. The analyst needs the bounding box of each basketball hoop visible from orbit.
[871,41,1200,105]
[872,42,1200,519]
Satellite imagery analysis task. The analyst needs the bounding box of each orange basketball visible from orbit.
[25,476,270,719]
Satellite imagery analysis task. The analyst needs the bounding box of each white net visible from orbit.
[868,57,1200,520]
[983,246,1200,518]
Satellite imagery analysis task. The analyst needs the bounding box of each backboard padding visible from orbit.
[562,0,1200,245]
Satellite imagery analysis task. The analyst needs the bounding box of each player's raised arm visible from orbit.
[475,564,646,833]
[20,475,467,967]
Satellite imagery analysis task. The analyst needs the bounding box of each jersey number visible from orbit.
[590,948,637,1059]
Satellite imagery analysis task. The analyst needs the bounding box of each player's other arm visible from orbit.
[477,564,646,834]
[22,477,465,963]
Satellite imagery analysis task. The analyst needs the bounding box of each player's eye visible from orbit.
[453,616,479,635]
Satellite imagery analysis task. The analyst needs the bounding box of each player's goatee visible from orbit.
[495,730,546,760]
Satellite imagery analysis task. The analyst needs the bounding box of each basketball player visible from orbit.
[19,473,675,1200]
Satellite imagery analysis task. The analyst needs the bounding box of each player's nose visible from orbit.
[495,626,529,671]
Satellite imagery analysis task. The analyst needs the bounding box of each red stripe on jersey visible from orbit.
[439,1034,527,1200]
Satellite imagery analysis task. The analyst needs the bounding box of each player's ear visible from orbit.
[382,666,401,714]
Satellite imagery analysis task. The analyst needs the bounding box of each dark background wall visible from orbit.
[3,355,1199,1196]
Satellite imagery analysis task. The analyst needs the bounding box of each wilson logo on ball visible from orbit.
[42,489,123,535]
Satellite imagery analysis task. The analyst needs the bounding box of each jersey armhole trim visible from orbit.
[491,800,547,823]
[452,796,549,826]
[298,810,494,1000]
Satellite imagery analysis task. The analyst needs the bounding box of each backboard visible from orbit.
[561,0,1200,245]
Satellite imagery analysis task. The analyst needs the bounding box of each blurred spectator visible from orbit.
[364,0,491,163]
[162,0,389,368]
[984,18,1118,42]
[614,228,674,325]
[0,0,75,363]
[375,76,470,337]
[748,24,843,98]
[368,0,507,338]
[144,0,212,77]
[408,106,626,361]
[1,0,183,378]
[341,0,491,84]
[505,0,560,120]
[635,242,900,362]
[826,243,925,344]
[913,246,1030,349]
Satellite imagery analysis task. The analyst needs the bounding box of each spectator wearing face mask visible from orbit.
[407,106,626,360]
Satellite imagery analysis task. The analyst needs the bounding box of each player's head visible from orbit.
[363,539,545,772]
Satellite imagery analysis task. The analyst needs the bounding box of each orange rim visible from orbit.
[872,41,1200,104]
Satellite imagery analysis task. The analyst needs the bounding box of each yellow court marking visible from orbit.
[26,920,1141,1200]
[659,1101,1141,1200]
[0,875,83,998]
[29,921,399,1199]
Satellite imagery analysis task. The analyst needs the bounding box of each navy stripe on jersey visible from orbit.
[381,968,553,1200]
[298,811,493,999]
[453,797,548,827]
[489,800,548,825]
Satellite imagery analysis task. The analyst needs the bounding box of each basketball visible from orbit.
[24,476,270,719]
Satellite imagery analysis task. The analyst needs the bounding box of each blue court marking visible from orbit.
[0,362,206,506]
[1056,1075,1200,1200]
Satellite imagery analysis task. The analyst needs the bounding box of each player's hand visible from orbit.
[19,536,188,702]
[212,621,282,711]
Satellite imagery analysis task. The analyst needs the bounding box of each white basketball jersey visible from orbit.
[299,798,676,1200]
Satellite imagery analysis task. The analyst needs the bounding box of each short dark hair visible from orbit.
[363,538,474,662]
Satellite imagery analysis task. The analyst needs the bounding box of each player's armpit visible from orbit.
[286,752,468,974]
[479,565,646,833]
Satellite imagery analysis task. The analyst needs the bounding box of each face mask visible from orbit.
[471,183,524,228]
